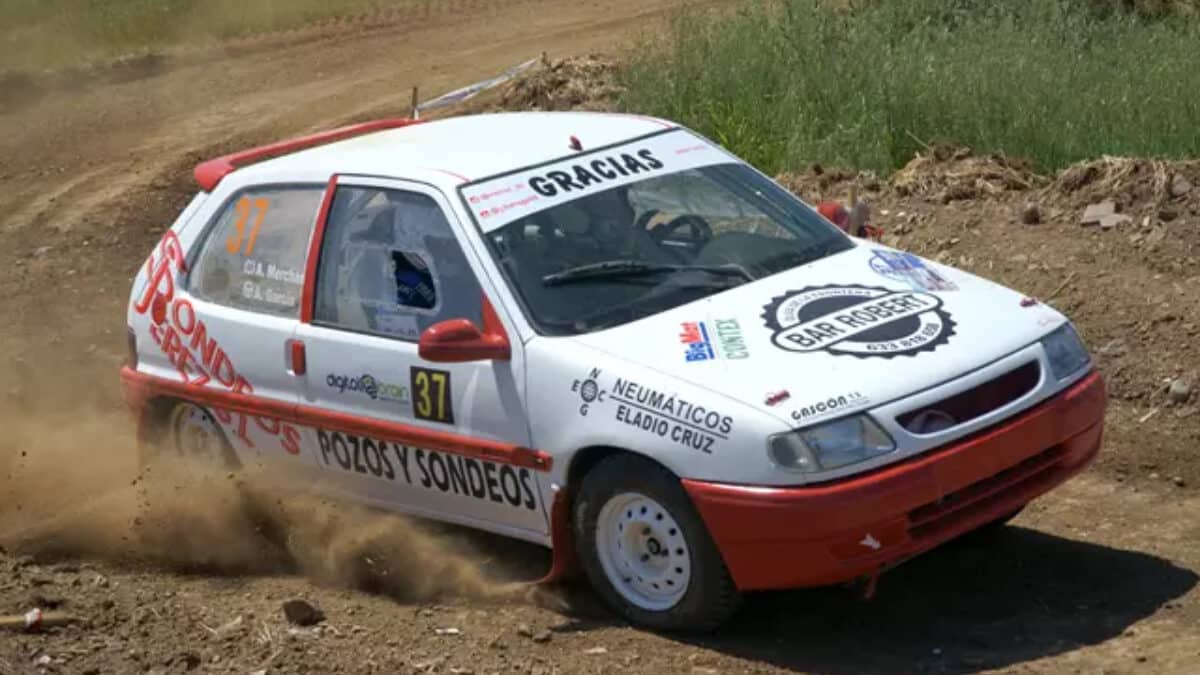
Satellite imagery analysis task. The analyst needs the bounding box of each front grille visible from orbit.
[896,361,1040,434]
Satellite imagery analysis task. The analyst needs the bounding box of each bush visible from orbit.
[619,0,1200,174]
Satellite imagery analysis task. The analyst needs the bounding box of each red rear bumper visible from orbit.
[683,371,1107,591]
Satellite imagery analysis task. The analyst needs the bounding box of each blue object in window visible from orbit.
[391,250,437,310]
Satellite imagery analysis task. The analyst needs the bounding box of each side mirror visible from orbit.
[418,318,511,363]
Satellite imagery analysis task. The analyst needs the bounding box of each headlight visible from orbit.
[769,415,896,473]
[1041,323,1091,380]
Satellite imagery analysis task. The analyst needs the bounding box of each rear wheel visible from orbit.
[162,401,237,468]
[574,454,741,631]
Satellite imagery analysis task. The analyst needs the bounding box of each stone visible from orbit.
[172,651,201,671]
[516,623,534,638]
[1170,174,1193,198]
[412,656,447,672]
[1167,379,1192,404]
[214,615,244,640]
[28,592,64,609]
[282,600,325,627]
[532,629,553,643]
[1020,203,1041,224]
[1081,200,1116,225]
[1098,213,1132,230]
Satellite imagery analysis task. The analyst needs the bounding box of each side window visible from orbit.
[314,187,482,340]
[190,186,325,317]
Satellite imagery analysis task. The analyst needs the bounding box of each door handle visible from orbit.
[286,339,307,376]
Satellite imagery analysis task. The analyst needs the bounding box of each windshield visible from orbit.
[462,131,854,335]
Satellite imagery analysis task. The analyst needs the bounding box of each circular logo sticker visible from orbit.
[761,285,955,358]
[359,374,381,399]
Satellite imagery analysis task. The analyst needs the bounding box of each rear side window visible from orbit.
[189,186,325,317]
[313,186,482,340]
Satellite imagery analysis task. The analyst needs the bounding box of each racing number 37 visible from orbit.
[411,367,454,424]
[225,196,270,257]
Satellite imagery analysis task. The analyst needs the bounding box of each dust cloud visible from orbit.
[0,404,556,607]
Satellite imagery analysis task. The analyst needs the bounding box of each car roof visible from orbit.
[230,111,677,188]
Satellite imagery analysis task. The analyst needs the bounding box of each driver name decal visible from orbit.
[462,129,731,232]
[762,285,955,358]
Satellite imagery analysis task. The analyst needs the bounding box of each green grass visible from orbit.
[620,0,1200,174]
[0,0,422,72]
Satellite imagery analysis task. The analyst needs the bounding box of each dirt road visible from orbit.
[0,1,1197,673]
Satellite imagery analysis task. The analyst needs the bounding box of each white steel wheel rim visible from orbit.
[168,403,224,462]
[595,492,691,611]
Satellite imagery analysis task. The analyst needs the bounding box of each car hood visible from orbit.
[572,242,1067,427]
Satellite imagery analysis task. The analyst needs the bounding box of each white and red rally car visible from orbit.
[121,112,1107,630]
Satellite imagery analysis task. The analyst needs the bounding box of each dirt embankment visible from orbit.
[0,12,1198,675]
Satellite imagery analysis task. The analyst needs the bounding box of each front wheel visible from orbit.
[573,454,741,631]
[161,400,238,468]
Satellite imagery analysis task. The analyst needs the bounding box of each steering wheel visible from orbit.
[649,214,714,251]
[633,209,661,233]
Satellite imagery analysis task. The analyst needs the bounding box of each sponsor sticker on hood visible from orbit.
[762,285,956,358]
[868,249,958,292]
[680,318,749,363]
[461,129,731,232]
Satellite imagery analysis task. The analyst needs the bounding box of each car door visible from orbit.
[293,176,547,540]
[178,180,326,466]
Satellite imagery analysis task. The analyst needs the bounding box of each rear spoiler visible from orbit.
[193,117,425,192]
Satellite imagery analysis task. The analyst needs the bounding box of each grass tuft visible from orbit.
[619,0,1200,174]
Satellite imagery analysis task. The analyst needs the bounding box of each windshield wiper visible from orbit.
[541,259,753,287]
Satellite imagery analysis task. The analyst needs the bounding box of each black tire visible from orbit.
[573,453,741,631]
[155,400,239,469]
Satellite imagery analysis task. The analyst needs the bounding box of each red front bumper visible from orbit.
[683,371,1107,591]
